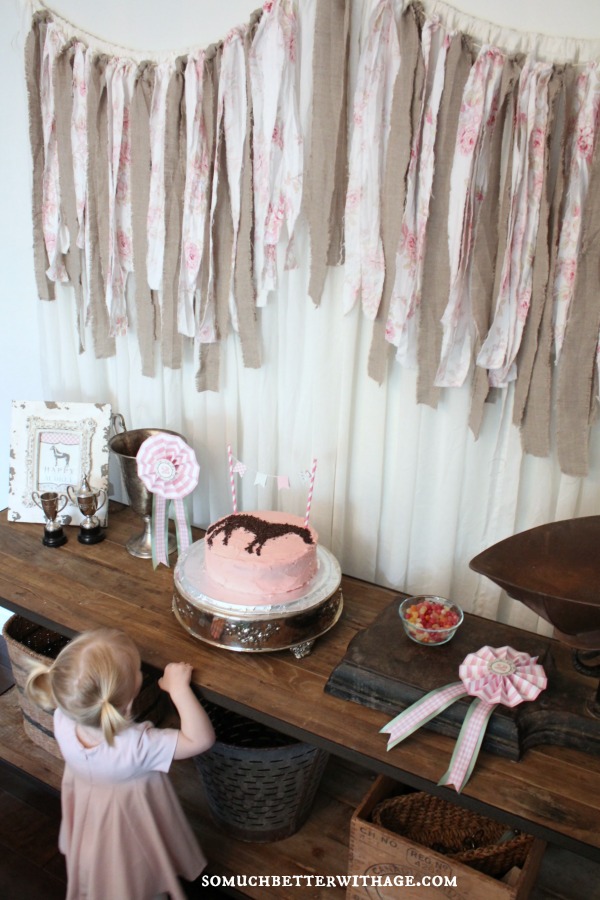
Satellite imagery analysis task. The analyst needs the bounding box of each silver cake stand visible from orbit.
[172,541,343,657]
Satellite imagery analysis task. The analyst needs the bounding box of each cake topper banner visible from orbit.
[380,646,547,792]
[226,445,317,522]
[137,434,200,568]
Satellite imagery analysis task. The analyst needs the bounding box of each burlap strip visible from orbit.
[468,57,522,438]
[54,45,86,350]
[25,17,55,300]
[521,68,576,457]
[130,63,157,376]
[556,98,600,476]
[161,61,185,369]
[234,16,261,370]
[305,0,349,306]
[86,56,115,358]
[368,3,423,385]
[198,112,235,393]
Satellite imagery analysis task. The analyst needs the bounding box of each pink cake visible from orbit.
[205,511,318,598]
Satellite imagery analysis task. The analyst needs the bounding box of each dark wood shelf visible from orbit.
[1,504,600,866]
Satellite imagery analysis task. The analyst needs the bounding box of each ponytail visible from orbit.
[25,662,57,712]
[23,628,141,747]
[99,697,130,746]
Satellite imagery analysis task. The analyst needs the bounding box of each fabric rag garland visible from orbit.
[380,646,547,792]
[24,0,600,474]
[136,434,200,568]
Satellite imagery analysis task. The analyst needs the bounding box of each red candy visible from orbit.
[403,598,460,644]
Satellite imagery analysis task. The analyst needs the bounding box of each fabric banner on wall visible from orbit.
[24,0,600,476]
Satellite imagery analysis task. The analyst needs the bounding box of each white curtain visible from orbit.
[34,0,600,636]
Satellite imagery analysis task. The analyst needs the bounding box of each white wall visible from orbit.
[1,0,600,627]
[0,0,259,510]
[442,0,598,39]
[0,0,258,626]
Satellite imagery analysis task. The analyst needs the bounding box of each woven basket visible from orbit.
[195,700,329,842]
[2,615,168,760]
[372,791,534,878]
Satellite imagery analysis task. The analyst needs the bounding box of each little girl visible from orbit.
[25,627,216,900]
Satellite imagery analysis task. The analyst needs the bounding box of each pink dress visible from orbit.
[54,708,207,900]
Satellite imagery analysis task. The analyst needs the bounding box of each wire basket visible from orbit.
[372,791,534,878]
[195,700,329,842]
[2,615,167,759]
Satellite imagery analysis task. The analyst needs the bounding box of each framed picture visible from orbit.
[8,401,112,526]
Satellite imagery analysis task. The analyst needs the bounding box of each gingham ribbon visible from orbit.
[136,434,200,568]
[380,646,547,793]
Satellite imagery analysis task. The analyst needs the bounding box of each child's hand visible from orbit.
[158,662,194,697]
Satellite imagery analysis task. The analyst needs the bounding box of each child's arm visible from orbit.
[158,662,216,760]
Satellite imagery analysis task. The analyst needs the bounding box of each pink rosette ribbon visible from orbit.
[136,434,200,568]
[380,646,547,792]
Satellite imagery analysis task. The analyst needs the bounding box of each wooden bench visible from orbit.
[1,504,599,899]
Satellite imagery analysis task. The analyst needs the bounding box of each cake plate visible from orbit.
[172,541,343,657]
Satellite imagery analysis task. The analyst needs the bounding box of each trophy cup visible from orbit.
[31,490,69,548]
[67,474,107,545]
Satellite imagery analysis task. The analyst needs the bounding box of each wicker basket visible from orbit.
[2,615,168,759]
[371,791,534,878]
[195,700,329,842]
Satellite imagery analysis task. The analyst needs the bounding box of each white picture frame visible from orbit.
[8,401,112,526]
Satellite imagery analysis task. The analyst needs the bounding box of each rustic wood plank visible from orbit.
[0,788,62,865]
[0,845,67,900]
[1,508,600,862]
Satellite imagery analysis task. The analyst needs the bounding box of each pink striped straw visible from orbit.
[227,444,237,512]
[304,458,317,527]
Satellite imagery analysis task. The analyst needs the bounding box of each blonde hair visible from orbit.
[25,628,141,746]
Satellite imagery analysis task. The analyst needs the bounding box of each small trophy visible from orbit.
[67,474,107,544]
[31,490,69,548]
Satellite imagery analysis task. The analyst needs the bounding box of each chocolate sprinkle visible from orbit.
[206,513,314,556]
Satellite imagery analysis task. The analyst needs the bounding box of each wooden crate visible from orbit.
[347,777,546,900]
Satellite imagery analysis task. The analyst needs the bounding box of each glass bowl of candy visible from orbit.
[399,596,463,646]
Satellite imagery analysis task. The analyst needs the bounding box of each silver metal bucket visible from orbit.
[109,413,185,559]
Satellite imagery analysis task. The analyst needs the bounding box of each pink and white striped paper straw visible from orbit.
[227,444,237,512]
[304,458,317,527]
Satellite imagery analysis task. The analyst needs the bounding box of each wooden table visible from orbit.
[1,504,599,888]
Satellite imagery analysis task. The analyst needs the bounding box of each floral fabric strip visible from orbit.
[477,60,552,387]
[147,61,174,293]
[201,27,248,344]
[343,0,400,319]
[178,51,208,338]
[435,46,506,387]
[553,63,600,363]
[71,43,88,255]
[105,59,136,336]
[385,21,450,365]
[222,28,248,333]
[250,0,303,307]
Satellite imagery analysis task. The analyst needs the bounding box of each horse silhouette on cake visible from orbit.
[206,513,314,556]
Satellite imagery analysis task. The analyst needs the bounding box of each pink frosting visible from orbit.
[205,511,318,597]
